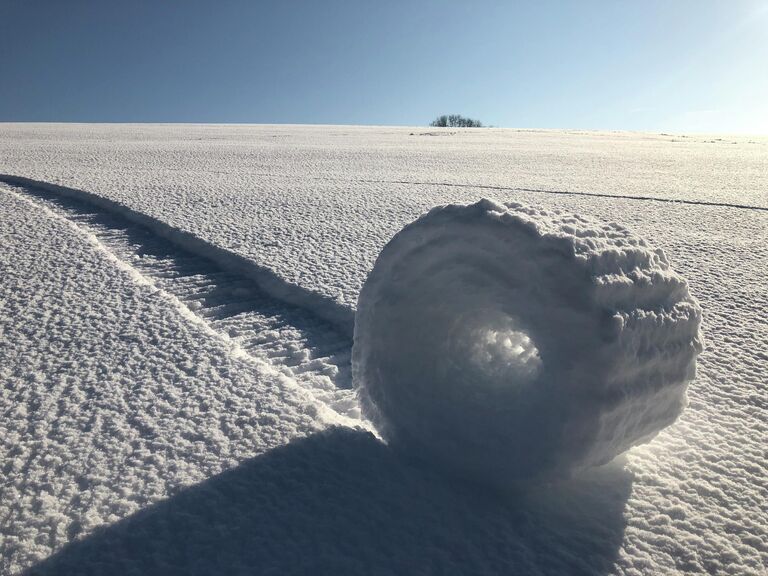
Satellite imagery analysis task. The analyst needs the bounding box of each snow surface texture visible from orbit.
[0,186,325,573]
[354,199,703,483]
[1,125,766,574]
[0,124,765,317]
[0,182,645,576]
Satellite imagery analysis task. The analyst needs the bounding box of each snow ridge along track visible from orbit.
[2,180,361,423]
[0,174,356,333]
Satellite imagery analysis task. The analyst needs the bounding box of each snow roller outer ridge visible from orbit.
[352,198,703,484]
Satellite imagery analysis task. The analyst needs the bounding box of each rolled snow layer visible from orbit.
[353,199,703,483]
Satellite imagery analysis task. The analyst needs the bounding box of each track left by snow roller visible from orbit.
[3,181,360,422]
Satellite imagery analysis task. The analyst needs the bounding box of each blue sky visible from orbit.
[1,0,767,132]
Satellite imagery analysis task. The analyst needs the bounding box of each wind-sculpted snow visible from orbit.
[0,125,766,574]
[354,200,703,484]
[0,183,643,576]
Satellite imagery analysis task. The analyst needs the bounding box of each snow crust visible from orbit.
[354,199,703,483]
[1,125,766,574]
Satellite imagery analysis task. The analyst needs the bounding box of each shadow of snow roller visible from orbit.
[353,199,703,485]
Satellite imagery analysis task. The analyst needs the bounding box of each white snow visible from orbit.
[0,124,766,575]
[0,186,328,574]
[353,199,703,484]
[0,124,765,318]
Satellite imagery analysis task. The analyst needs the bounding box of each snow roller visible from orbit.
[352,199,703,484]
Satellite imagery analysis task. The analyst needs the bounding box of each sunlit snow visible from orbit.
[1,124,765,575]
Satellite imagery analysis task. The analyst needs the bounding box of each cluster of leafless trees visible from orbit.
[429,114,482,128]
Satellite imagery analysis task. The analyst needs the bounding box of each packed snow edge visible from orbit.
[0,174,356,336]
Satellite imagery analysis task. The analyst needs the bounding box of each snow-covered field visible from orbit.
[0,124,766,575]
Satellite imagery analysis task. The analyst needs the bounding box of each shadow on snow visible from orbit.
[8,180,632,575]
[28,427,633,576]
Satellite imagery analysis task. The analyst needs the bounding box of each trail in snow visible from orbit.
[8,181,360,422]
[0,174,356,332]
[0,184,339,574]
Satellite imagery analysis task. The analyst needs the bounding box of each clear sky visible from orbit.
[1,0,767,132]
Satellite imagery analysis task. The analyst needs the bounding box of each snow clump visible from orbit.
[352,199,703,484]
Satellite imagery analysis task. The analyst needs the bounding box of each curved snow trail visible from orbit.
[0,174,356,334]
[0,186,323,573]
[2,181,362,426]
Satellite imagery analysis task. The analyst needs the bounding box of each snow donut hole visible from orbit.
[450,312,542,386]
[352,199,703,486]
